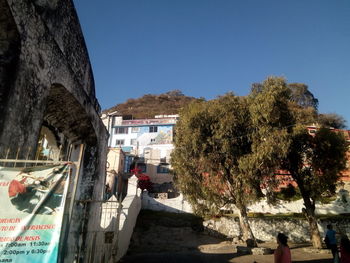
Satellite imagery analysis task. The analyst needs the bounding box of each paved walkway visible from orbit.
[120,210,333,263]
[121,241,333,263]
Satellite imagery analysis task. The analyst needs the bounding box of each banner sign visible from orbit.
[0,164,70,263]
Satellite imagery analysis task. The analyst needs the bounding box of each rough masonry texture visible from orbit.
[204,217,350,243]
[0,0,108,261]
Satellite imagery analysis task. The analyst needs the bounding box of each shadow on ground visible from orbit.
[120,251,237,263]
[120,210,334,263]
[120,209,236,262]
[293,260,332,263]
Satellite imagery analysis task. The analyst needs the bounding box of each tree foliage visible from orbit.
[172,94,261,245]
[172,95,253,214]
[288,83,318,110]
[318,113,347,129]
[172,78,295,245]
[172,76,348,249]
[252,82,318,110]
[247,77,294,201]
[254,78,348,248]
[281,125,348,248]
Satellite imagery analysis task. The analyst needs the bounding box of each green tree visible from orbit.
[253,77,348,248]
[171,95,258,246]
[281,126,348,248]
[173,76,347,249]
[171,84,292,246]
[247,77,294,201]
[287,83,319,110]
[318,113,347,129]
[252,82,318,110]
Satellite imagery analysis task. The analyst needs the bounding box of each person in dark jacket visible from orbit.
[325,224,338,259]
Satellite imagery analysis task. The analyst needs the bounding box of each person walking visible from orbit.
[325,224,339,260]
[274,233,292,263]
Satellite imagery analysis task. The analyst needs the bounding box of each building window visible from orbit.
[150,138,156,143]
[115,139,124,146]
[157,164,169,174]
[137,163,147,173]
[131,139,137,145]
[131,127,140,133]
[149,126,158,133]
[115,127,128,134]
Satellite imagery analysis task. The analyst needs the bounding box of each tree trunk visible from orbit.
[301,193,322,248]
[237,204,257,247]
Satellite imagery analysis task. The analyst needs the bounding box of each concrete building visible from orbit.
[102,113,178,185]
[106,147,129,200]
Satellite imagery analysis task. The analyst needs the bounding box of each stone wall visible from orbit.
[0,0,108,261]
[204,217,350,243]
[0,0,103,157]
[0,0,20,133]
[141,187,350,216]
[239,188,350,215]
[141,189,350,243]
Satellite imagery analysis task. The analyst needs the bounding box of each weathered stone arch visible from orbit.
[0,0,21,138]
[43,83,98,146]
[0,1,109,261]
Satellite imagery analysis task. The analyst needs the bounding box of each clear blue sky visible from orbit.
[73,0,350,127]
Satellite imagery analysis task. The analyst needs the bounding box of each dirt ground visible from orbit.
[200,241,333,263]
[121,210,334,263]
[122,239,333,263]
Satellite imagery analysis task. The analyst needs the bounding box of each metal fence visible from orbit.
[0,146,131,262]
[0,145,71,167]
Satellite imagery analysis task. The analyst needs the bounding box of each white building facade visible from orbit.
[102,114,178,184]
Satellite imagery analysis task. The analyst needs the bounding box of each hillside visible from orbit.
[102,90,198,119]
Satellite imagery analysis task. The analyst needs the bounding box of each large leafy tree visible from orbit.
[252,82,318,110]
[171,95,258,245]
[173,76,348,249]
[253,78,348,248]
[281,125,347,248]
[246,77,294,200]
[171,81,292,246]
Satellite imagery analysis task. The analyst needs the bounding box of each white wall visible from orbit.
[114,176,141,262]
[241,188,350,215]
[142,192,193,213]
[141,188,350,216]
[90,176,141,263]
[204,217,350,243]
